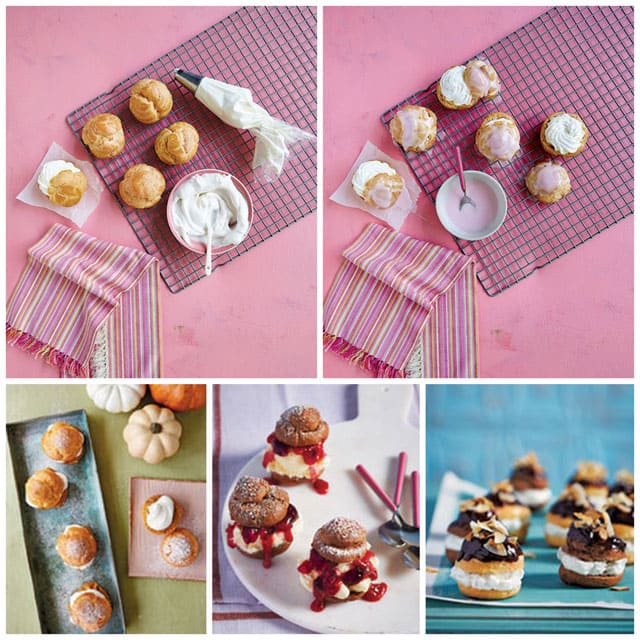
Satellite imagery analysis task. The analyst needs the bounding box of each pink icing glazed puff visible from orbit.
[525,161,571,204]
[389,105,437,152]
[464,59,501,101]
[475,112,520,162]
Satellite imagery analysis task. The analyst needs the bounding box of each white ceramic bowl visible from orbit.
[435,170,507,241]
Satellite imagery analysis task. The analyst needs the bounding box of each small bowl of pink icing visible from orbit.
[435,170,507,241]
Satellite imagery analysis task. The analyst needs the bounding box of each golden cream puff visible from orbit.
[525,160,571,203]
[81,113,125,159]
[129,78,173,124]
[41,421,84,464]
[389,105,437,152]
[154,121,199,165]
[540,112,589,158]
[68,582,112,632]
[160,527,199,567]
[118,163,165,209]
[475,112,520,162]
[142,494,183,534]
[56,525,97,569]
[37,161,88,207]
[351,160,404,209]
[25,467,68,510]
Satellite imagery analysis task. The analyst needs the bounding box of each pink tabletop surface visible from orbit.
[323,6,633,379]
[6,6,316,379]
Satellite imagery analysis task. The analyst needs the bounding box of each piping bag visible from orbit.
[174,69,315,182]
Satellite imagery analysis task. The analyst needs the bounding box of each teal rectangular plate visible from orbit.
[426,485,633,633]
[7,410,125,634]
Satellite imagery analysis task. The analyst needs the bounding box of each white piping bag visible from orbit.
[174,69,315,182]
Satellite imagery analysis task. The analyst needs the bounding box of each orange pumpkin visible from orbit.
[149,384,206,412]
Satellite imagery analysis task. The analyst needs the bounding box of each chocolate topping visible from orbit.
[447,497,495,534]
[510,452,548,489]
[549,484,593,517]
[605,492,634,527]
[456,518,523,563]
[484,480,524,508]
[569,461,607,487]
[565,510,626,559]
[610,469,634,497]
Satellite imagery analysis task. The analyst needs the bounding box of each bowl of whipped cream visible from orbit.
[167,169,253,256]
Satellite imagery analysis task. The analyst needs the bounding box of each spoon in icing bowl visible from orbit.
[455,146,476,210]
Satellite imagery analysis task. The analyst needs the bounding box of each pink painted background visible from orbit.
[323,6,633,378]
[6,6,316,378]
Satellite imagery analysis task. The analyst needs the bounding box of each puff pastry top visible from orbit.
[81,113,125,158]
[129,78,173,124]
[155,121,199,165]
[118,163,166,209]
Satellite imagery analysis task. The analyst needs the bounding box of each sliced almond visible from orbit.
[610,586,630,591]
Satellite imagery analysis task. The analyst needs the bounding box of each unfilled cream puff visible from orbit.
[25,467,68,509]
[389,105,437,152]
[37,161,88,207]
[68,582,112,632]
[155,121,199,165]
[56,525,97,569]
[41,421,84,464]
[525,161,571,204]
[81,113,125,159]
[160,528,199,567]
[118,164,166,208]
[129,78,173,124]
[475,112,520,162]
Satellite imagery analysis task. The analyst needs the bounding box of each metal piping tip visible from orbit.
[173,68,203,93]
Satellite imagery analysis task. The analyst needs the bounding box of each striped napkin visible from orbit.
[6,223,162,377]
[324,223,478,378]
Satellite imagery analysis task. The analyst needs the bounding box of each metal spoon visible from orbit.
[402,545,420,570]
[204,221,213,277]
[378,453,408,548]
[455,145,476,210]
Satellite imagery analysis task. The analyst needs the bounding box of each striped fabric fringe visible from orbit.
[323,223,478,378]
[6,223,162,378]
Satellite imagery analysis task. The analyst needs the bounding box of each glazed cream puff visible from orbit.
[545,483,593,547]
[484,480,531,543]
[226,476,300,568]
[540,112,589,158]
[68,582,112,632]
[118,164,166,209]
[262,406,329,488]
[351,160,404,209]
[129,78,173,124]
[389,105,437,152]
[37,161,88,207]
[557,510,626,587]
[610,470,634,497]
[81,113,125,159]
[464,59,500,101]
[25,467,68,509]
[154,121,199,165]
[605,492,634,565]
[160,527,199,567]
[142,494,183,534]
[450,517,524,600]
[569,461,608,510]
[475,112,520,162]
[525,160,571,204]
[56,525,97,569]
[437,60,500,110]
[509,451,552,511]
[41,421,84,464]
[445,497,497,563]
[297,517,387,612]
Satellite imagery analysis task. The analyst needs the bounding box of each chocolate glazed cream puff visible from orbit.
[450,517,524,600]
[226,476,300,568]
[484,480,531,543]
[297,517,387,612]
[445,497,496,563]
[605,492,634,565]
[545,483,593,547]
[510,451,552,510]
[262,406,330,493]
[557,510,627,587]
[569,461,609,510]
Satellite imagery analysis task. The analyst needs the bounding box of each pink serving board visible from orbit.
[129,477,205,582]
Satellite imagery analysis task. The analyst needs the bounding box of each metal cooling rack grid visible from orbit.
[381,5,633,297]
[67,5,317,293]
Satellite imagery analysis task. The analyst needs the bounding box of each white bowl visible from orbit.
[435,170,507,241]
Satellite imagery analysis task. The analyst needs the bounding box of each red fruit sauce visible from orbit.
[226,504,299,569]
[262,432,326,468]
[313,478,330,495]
[297,548,387,612]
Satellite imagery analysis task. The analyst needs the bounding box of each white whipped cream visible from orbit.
[500,517,526,533]
[544,521,569,538]
[233,516,302,554]
[26,471,68,508]
[171,172,249,249]
[557,547,626,576]
[298,552,378,599]
[445,532,465,552]
[264,449,329,480]
[450,565,523,591]
[588,495,607,510]
[351,160,396,198]
[439,66,473,106]
[514,487,551,507]
[145,495,175,531]
[37,160,80,196]
[544,113,586,154]
[69,587,108,607]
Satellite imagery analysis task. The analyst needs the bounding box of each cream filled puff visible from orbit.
[545,483,593,547]
[389,105,437,152]
[142,494,183,534]
[160,527,199,568]
[437,60,500,110]
[25,467,68,509]
[525,160,571,203]
[297,517,387,612]
[557,510,626,587]
[41,421,84,464]
[445,497,497,563]
[450,517,524,600]
[509,451,552,510]
[37,161,88,207]
[226,476,300,568]
[540,112,589,158]
[605,492,634,565]
[484,480,531,543]
[569,461,608,510]
[262,406,329,491]
[351,160,404,209]
[610,470,634,497]
[475,112,520,162]
[68,582,112,632]
[56,525,97,569]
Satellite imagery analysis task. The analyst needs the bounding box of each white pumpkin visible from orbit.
[87,383,147,413]
[123,404,182,464]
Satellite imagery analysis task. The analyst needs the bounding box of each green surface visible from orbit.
[6,384,206,634]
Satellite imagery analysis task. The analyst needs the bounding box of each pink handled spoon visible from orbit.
[456,145,476,210]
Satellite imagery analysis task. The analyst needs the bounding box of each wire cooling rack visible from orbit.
[67,6,317,293]
[381,5,633,297]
